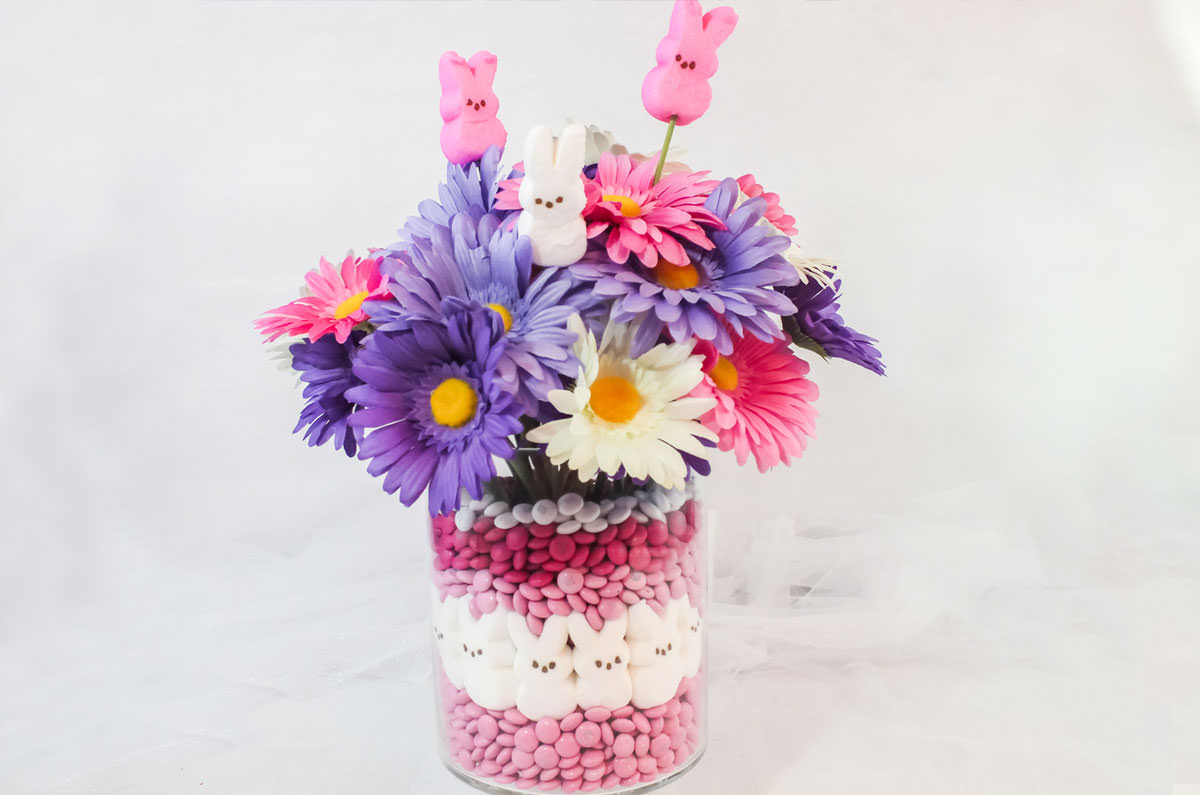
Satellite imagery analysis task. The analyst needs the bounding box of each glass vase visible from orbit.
[428,476,707,793]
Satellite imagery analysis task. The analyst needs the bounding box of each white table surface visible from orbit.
[1,1,1197,792]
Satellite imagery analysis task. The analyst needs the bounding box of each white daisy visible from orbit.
[527,315,717,489]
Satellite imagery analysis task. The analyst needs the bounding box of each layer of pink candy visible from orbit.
[441,669,704,791]
[431,500,703,634]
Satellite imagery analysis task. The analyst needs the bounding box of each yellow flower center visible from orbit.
[601,194,643,218]
[429,377,478,428]
[709,356,739,392]
[654,261,701,290]
[333,290,370,320]
[588,376,643,424]
[485,303,513,333]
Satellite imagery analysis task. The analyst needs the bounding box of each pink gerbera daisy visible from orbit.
[586,153,724,268]
[690,331,818,472]
[255,254,388,344]
[736,174,798,236]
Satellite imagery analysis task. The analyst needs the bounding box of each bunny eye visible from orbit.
[614,656,621,664]
[535,198,543,205]
[675,53,682,62]
[689,61,696,70]
[556,196,563,204]
[477,648,483,655]
[548,661,556,669]
[465,98,472,106]
[462,643,468,652]
[480,99,486,107]
[595,659,602,668]
[531,660,538,668]
[667,642,673,650]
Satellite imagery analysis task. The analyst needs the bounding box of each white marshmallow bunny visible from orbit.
[508,614,577,719]
[458,600,517,710]
[431,590,465,689]
[517,123,589,267]
[569,611,632,710]
[675,600,703,679]
[626,601,684,708]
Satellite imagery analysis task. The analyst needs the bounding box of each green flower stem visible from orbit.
[507,442,537,500]
[651,115,677,186]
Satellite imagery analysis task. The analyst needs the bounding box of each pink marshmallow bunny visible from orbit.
[438,50,507,165]
[641,0,738,126]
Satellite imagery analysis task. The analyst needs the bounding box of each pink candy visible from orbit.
[431,500,705,634]
[440,672,703,791]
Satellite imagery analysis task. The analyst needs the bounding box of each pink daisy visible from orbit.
[736,174,798,236]
[690,331,819,472]
[586,153,724,268]
[255,254,388,344]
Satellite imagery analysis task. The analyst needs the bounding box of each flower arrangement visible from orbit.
[256,0,883,515]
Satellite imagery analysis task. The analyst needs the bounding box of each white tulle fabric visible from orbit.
[3,481,1196,793]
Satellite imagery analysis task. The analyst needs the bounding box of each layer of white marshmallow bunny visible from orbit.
[432,591,704,718]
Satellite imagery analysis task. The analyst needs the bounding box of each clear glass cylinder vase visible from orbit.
[428,476,707,794]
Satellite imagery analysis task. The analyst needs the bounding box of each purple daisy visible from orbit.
[289,331,365,457]
[572,177,798,357]
[383,144,506,258]
[782,277,886,375]
[368,212,595,411]
[346,308,522,515]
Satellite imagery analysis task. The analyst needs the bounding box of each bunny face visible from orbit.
[438,51,500,123]
[438,51,507,165]
[655,1,736,79]
[569,612,633,710]
[676,601,703,679]
[516,124,589,267]
[518,124,588,219]
[458,601,517,710]
[511,615,574,683]
[509,614,577,719]
[432,590,466,689]
[641,1,738,126]
[626,601,684,709]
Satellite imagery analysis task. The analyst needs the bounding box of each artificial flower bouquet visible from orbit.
[257,2,881,792]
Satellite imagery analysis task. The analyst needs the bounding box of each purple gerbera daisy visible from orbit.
[383,144,506,258]
[572,178,799,357]
[368,212,595,411]
[289,331,366,457]
[781,277,885,375]
[346,308,522,515]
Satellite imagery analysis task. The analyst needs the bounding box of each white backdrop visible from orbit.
[2,0,1198,793]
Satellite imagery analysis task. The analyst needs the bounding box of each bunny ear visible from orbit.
[670,0,703,32]
[467,50,498,85]
[555,123,587,174]
[540,616,570,648]
[627,601,655,634]
[438,51,469,92]
[567,612,592,642]
[508,612,533,646]
[701,6,738,47]
[457,597,474,627]
[599,611,628,639]
[524,124,554,179]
